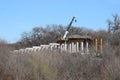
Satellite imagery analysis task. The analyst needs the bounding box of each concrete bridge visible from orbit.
[12,35,92,54]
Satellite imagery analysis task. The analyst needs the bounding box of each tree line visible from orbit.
[13,24,94,49]
[0,14,119,49]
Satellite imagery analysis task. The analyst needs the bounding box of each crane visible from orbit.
[62,16,76,51]
[63,16,77,40]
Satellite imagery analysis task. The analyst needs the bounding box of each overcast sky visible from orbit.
[0,0,120,43]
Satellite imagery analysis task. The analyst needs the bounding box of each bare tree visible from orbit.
[107,14,120,33]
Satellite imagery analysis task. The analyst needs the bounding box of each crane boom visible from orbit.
[63,16,76,40]
[67,16,76,31]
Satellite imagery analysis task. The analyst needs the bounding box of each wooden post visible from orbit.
[95,38,98,52]
[100,38,103,53]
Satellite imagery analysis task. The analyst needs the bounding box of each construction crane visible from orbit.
[63,16,77,40]
[62,16,76,51]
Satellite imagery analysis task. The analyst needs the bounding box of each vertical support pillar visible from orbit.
[81,41,84,54]
[86,41,89,53]
[64,43,67,51]
[76,42,79,52]
[81,41,83,51]
[69,43,72,53]
[71,42,74,53]
[50,46,53,51]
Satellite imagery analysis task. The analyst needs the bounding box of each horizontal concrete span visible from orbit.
[12,41,91,54]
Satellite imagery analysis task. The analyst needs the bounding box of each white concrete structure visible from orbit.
[57,35,91,53]
[86,42,89,53]
[19,49,26,53]
[76,42,79,52]
[12,35,92,54]
[13,50,19,53]
[71,42,77,53]
[33,46,42,52]
[81,41,84,51]
[40,45,50,50]
[49,43,60,51]
[25,48,34,53]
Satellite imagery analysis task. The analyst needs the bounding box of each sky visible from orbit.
[0,0,120,43]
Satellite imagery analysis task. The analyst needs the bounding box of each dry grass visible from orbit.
[0,41,120,80]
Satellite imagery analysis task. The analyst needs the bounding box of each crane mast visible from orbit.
[63,16,76,40]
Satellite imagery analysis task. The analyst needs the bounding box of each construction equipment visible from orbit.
[62,16,76,51]
[63,16,77,40]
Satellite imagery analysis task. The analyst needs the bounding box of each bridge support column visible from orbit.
[76,42,79,52]
[86,41,89,53]
[81,41,84,54]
